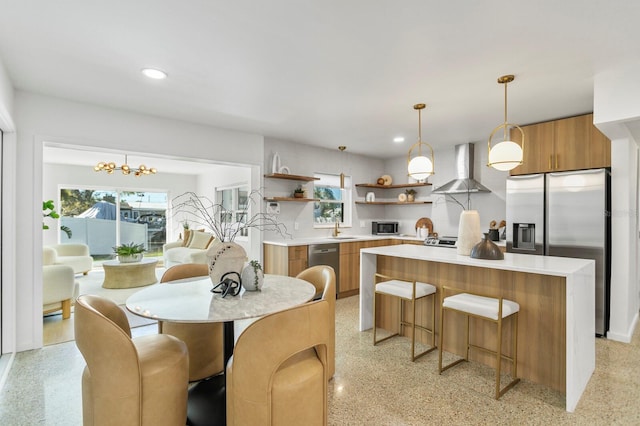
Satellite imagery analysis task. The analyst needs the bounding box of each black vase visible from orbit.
[470,233,504,260]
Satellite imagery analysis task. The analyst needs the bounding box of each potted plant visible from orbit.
[293,186,305,198]
[241,259,264,291]
[405,188,417,202]
[43,200,72,239]
[113,242,146,263]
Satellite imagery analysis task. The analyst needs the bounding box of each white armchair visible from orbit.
[45,243,93,275]
[43,247,79,319]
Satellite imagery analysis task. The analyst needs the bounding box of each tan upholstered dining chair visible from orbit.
[226,299,330,426]
[159,263,224,381]
[296,265,336,379]
[74,294,189,426]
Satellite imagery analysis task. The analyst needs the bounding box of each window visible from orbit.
[216,185,249,237]
[313,173,351,227]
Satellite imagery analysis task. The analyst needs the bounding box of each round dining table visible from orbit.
[125,274,316,426]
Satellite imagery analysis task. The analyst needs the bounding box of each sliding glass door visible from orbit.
[60,187,167,261]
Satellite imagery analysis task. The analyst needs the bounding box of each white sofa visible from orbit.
[163,231,214,268]
[45,243,93,275]
[43,247,80,319]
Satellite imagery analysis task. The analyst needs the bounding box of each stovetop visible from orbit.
[424,236,457,248]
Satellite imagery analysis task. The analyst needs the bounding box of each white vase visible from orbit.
[457,210,482,256]
[206,241,248,286]
[241,263,264,291]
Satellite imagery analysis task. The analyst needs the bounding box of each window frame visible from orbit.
[313,173,352,228]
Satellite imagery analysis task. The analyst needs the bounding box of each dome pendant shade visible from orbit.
[407,103,435,181]
[487,140,523,171]
[408,155,433,181]
[487,75,524,171]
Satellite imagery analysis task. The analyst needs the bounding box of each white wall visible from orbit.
[14,91,264,351]
[593,63,640,342]
[0,56,16,381]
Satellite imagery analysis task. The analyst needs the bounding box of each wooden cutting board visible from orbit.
[414,217,433,234]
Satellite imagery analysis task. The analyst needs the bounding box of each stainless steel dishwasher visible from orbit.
[307,243,340,296]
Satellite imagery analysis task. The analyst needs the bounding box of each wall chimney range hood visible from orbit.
[431,143,490,194]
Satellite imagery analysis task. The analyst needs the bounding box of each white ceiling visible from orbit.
[1,1,638,159]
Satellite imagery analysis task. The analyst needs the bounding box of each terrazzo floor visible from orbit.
[1,295,639,425]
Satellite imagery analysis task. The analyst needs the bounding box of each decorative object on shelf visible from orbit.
[365,192,375,202]
[487,74,525,171]
[407,103,435,182]
[279,166,290,174]
[470,233,504,260]
[398,193,407,202]
[376,177,385,185]
[113,242,145,263]
[381,174,393,186]
[271,152,281,173]
[457,210,482,256]
[94,154,157,177]
[405,188,417,202]
[241,259,264,291]
[293,186,305,198]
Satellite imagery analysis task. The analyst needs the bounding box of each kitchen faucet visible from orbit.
[332,221,341,237]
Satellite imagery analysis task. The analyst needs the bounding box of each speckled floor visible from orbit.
[1,296,639,425]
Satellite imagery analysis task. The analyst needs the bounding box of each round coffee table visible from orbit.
[102,258,159,289]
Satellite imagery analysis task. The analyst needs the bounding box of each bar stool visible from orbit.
[373,273,437,361]
[438,286,520,399]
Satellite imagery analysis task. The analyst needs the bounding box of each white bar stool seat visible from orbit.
[438,287,521,399]
[373,274,437,361]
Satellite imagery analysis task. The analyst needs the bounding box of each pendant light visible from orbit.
[407,103,435,181]
[338,146,346,189]
[487,74,525,171]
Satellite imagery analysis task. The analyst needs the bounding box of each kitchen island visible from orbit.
[360,244,595,412]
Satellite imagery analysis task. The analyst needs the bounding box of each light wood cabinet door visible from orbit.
[287,245,308,277]
[511,113,611,175]
[262,244,308,277]
[510,121,554,175]
[553,114,591,172]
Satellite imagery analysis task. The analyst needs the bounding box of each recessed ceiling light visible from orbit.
[393,136,405,143]
[141,68,167,80]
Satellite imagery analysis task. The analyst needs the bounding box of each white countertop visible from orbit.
[361,243,592,277]
[263,234,424,246]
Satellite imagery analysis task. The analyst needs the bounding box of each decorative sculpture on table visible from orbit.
[171,191,289,291]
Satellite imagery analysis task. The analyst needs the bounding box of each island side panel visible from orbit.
[359,251,377,331]
[372,255,567,394]
[565,261,596,412]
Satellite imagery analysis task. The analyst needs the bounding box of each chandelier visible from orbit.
[94,155,157,176]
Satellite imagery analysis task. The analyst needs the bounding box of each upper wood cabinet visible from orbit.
[510,113,611,176]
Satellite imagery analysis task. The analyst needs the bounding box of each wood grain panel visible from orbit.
[374,256,567,392]
[263,244,288,275]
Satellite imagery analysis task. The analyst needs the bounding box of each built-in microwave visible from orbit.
[372,221,399,235]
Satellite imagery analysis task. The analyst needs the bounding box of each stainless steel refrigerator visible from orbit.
[506,168,611,336]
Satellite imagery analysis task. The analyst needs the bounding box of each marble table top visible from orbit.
[126,274,315,323]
